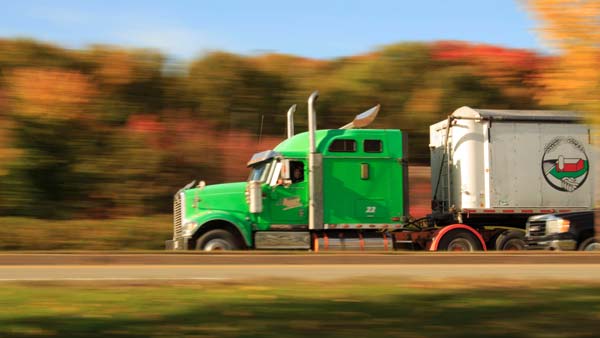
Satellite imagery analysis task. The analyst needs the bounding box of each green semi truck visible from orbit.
[166,91,593,251]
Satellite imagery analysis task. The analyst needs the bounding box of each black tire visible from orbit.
[437,229,483,251]
[578,237,599,251]
[195,229,240,251]
[495,230,526,251]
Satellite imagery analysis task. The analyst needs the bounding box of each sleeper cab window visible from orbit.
[364,139,383,153]
[329,139,356,152]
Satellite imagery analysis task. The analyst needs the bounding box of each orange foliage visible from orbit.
[90,49,135,86]
[0,90,5,110]
[528,0,600,118]
[7,68,97,121]
[529,0,600,50]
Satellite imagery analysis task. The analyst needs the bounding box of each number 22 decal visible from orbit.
[366,206,376,213]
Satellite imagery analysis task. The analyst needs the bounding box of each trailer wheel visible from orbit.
[437,230,482,251]
[495,230,525,251]
[578,237,599,251]
[196,229,240,251]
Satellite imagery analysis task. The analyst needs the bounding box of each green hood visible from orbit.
[185,182,248,214]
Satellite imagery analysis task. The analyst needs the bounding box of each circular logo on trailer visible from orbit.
[541,137,589,192]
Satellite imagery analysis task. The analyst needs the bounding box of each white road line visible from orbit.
[0,277,229,281]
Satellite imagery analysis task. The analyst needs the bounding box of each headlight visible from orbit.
[182,222,198,236]
[546,218,570,234]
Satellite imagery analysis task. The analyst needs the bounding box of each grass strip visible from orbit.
[0,216,171,250]
[0,279,599,337]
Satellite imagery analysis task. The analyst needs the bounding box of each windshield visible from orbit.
[248,161,272,182]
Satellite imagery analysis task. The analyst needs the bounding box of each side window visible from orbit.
[329,139,356,152]
[290,161,304,184]
[364,140,383,153]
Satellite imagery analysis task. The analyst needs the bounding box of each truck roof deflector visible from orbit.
[340,104,380,129]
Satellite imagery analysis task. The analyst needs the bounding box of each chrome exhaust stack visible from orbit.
[286,104,297,139]
[308,92,318,156]
[307,91,323,230]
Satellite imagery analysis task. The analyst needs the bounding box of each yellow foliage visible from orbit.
[405,88,444,114]
[7,68,97,121]
[93,50,134,86]
[528,0,600,121]
[0,118,22,176]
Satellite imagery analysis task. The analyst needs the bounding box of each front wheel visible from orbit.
[195,229,240,251]
[437,230,483,251]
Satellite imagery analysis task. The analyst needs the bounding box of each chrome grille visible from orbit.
[527,220,546,237]
[173,195,182,238]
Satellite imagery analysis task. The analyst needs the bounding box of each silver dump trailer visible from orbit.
[430,107,593,215]
[387,107,593,251]
[395,107,593,251]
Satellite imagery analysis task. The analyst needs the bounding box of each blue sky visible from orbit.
[0,0,543,59]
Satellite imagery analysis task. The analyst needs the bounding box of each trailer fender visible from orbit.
[430,224,487,251]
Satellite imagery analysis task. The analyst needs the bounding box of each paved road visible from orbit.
[0,253,599,281]
[1,252,600,265]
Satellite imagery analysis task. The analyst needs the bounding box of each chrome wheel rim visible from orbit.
[203,239,233,251]
[503,239,524,251]
[447,238,474,251]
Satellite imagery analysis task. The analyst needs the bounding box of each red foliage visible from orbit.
[126,114,284,182]
[431,41,544,70]
[127,115,165,133]
[218,130,282,181]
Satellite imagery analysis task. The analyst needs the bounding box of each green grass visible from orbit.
[0,216,171,250]
[0,279,599,337]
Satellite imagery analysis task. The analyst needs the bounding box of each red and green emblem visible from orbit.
[542,137,589,192]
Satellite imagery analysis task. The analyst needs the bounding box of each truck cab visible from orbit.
[166,126,408,251]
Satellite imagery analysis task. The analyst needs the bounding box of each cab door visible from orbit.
[265,161,308,226]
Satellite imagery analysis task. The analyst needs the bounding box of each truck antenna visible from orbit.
[258,114,264,144]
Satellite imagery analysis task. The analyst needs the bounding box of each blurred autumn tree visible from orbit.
[527,0,600,122]
[0,38,551,218]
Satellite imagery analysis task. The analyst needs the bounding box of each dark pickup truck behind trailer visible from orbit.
[525,210,598,251]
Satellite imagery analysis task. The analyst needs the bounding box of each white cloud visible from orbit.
[113,26,221,58]
[13,3,226,59]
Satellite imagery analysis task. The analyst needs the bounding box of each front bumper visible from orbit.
[525,238,576,251]
[165,237,191,250]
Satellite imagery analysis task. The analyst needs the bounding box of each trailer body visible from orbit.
[430,107,592,214]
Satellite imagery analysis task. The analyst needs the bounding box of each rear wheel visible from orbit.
[495,230,526,251]
[195,229,240,251]
[578,237,599,251]
[437,230,483,251]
